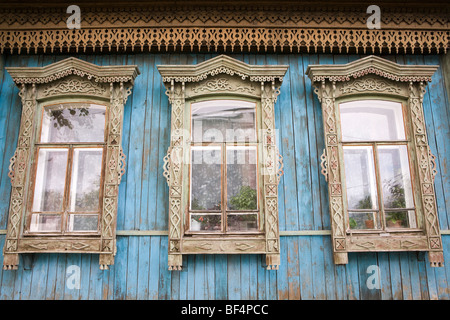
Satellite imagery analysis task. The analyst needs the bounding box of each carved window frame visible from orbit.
[158,55,288,270]
[307,55,444,267]
[3,58,139,270]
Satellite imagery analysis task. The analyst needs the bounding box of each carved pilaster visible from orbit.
[315,80,348,265]
[3,83,37,270]
[165,81,185,271]
[408,82,444,267]
[261,81,282,270]
[100,82,131,270]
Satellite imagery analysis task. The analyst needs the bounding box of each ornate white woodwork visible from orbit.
[3,58,139,270]
[307,55,444,267]
[158,55,288,270]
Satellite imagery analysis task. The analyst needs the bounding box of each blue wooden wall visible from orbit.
[0,53,449,300]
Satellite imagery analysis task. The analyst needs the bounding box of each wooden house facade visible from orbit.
[0,1,449,300]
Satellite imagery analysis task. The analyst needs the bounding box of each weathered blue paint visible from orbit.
[0,53,449,300]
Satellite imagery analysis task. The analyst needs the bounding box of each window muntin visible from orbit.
[28,102,106,234]
[189,100,259,233]
[340,100,416,231]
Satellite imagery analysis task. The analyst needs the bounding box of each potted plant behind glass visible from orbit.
[385,182,408,228]
[357,195,375,229]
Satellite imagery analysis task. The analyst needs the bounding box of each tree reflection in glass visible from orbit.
[190,146,222,211]
[41,103,106,143]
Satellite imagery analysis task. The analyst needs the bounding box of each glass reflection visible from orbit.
[69,148,103,212]
[192,100,256,143]
[226,146,257,210]
[32,148,68,212]
[343,146,378,210]
[190,146,222,211]
[41,103,106,143]
[340,100,405,141]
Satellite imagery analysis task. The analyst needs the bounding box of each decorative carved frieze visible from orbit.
[0,5,448,54]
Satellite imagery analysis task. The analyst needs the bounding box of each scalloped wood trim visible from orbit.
[0,27,448,55]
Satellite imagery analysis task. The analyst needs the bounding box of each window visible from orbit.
[188,100,260,233]
[3,58,139,270]
[339,100,417,231]
[28,103,106,234]
[158,55,288,270]
[307,55,444,267]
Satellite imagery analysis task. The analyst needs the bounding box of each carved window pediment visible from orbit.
[307,55,444,267]
[158,55,288,270]
[3,57,140,270]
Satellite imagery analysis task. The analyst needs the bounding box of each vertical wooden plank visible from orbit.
[113,236,128,300]
[283,53,301,300]
[240,254,250,300]
[378,252,393,300]
[158,236,171,299]
[417,254,430,300]
[345,253,360,300]
[88,255,103,299]
[357,253,381,300]
[186,255,195,300]
[407,252,423,300]
[205,254,215,300]
[322,235,337,299]
[256,256,267,300]
[388,253,403,300]
[227,255,241,299]
[148,235,161,299]
[398,252,413,300]
[298,234,313,299]
[79,254,92,300]
[214,254,227,300]
[124,53,141,300]
[137,235,151,299]
[194,254,206,299]
[248,254,258,300]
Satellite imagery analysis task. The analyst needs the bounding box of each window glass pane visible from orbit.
[378,145,414,209]
[348,211,380,230]
[385,210,415,229]
[190,214,221,232]
[227,214,258,232]
[340,100,405,141]
[41,103,106,143]
[226,146,258,210]
[68,214,99,232]
[343,146,378,210]
[30,214,61,232]
[69,148,103,212]
[192,100,256,142]
[190,146,222,211]
[32,148,68,212]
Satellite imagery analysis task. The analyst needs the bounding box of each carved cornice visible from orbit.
[158,54,288,84]
[306,55,439,83]
[6,57,140,85]
[0,5,448,54]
